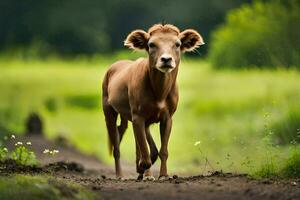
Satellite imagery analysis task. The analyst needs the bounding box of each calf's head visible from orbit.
[124,24,204,73]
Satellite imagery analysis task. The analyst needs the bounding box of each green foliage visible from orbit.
[271,106,300,145]
[0,174,96,200]
[65,95,99,110]
[281,148,300,178]
[0,86,25,136]
[210,0,300,68]
[11,145,37,166]
[45,98,58,113]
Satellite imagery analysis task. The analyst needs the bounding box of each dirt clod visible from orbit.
[45,161,84,172]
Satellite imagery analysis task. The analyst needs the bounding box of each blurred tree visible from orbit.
[209,0,300,68]
[0,0,251,56]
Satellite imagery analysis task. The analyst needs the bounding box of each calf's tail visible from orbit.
[102,72,114,156]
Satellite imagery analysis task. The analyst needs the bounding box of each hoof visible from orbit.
[143,175,155,181]
[137,174,143,181]
[137,160,151,174]
[139,160,151,170]
[137,166,145,174]
[158,175,169,181]
[116,176,125,181]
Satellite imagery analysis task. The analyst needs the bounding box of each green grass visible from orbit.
[0,174,95,200]
[281,148,300,178]
[0,56,299,176]
[255,147,300,179]
[272,106,300,145]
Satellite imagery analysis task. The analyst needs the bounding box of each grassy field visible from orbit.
[0,56,299,176]
[0,174,95,200]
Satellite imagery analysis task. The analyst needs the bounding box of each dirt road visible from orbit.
[2,135,300,200]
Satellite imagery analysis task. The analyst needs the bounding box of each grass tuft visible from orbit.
[272,106,300,145]
[281,148,300,178]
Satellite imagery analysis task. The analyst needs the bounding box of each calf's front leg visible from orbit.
[136,126,157,181]
[159,118,172,180]
[132,115,152,174]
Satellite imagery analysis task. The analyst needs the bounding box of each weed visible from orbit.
[0,147,8,161]
[225,153,236,172]
[11,142,37,166]
[43,149,59,156]
[0,134,38,166]
[194,140,214,174]
[255,111,279,178]
[241,156,254,172]
[280,144,300,178]
[255,162,278,178]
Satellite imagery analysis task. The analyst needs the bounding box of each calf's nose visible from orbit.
[160,56,172,63]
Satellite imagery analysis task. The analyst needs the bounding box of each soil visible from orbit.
[1,135,300,200]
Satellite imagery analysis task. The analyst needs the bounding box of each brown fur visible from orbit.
[102,24,204,180]
[148,24,180,35]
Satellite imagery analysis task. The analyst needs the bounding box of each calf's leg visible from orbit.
[136,127,157,181]
[143,127,158,180]
[132,115,151,174]
[103,105,123,179]
[136,140,143,180]
[146,127,159,165]
[159,118,172,179]
[118,116,128,144]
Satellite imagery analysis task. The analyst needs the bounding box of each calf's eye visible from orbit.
[148,42,156,48]
[175,42,181,48]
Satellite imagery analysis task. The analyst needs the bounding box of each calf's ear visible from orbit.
[179,29,204,52]
[124,30,149,50]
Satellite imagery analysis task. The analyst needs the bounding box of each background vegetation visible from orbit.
[210,0,300,68]
[0,58,299,176]
[0,0,250,56]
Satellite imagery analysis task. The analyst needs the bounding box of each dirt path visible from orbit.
[2,135,300,200]
[52,169,298,200]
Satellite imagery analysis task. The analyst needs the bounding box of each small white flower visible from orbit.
[26,142,32,145]
[15,142,23,146]
[11,135,15,139]
[291,181,297,186]
[3,148,8,152]
[43,149,50,154]
[53,150,59,154]
[194,141,201,146]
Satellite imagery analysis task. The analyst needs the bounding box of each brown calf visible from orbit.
[102,24,204,180]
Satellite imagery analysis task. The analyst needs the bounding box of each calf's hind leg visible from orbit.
[103,105,123,179]
[118,116,128,144]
